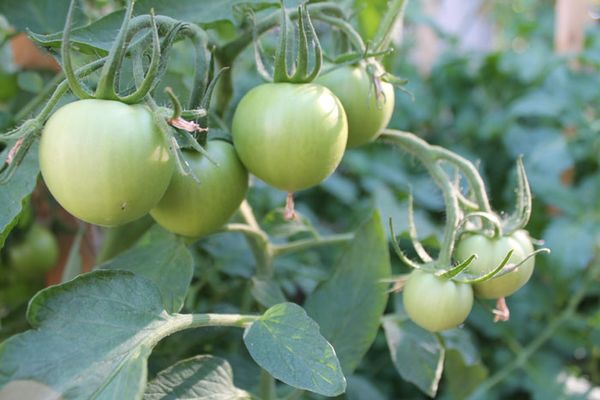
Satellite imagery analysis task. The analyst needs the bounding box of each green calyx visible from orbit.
[272,3,322,83]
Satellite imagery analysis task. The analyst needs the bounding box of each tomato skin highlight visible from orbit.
[403,269,473,332]
[232,83,347,192]
[316,63,394,148]
[150,140,249,238]
[455,230,535,299]
[8,224,59,277]
[39,99,174,227]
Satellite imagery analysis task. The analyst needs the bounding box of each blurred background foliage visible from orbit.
[0,0,599,399]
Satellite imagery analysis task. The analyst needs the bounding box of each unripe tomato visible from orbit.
[39,99,174,227]
[403,269,473,332]
[455,230,535,299]
[8,224,59,277]
[316,62,394,148]
[150,140,249,237]
[232,83,347,192]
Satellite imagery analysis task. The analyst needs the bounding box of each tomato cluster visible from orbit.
[402,230,537,332]
[38,61,395,238]
[232,62,394,192]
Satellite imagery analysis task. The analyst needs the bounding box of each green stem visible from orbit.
[237,201,275,279]
[381,129,461,266]
[152,312,258,348]
[259,369,277,400]
[217,2,344,64]
[313,13,366,53]
[371,0,407,52]
[15,72,65,122]
[467,257,600,399]
[271,233,354,257]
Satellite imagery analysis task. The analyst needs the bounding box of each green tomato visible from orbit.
[316,62,394,148]
[8,224,59,277]
[403,269,473,332]
[39,99,174,227]
[232,83,347,192]
[150,140,249,237]
[455,230,535,299]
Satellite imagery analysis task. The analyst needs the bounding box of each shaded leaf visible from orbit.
[144,355,250,400]
[382,315,445,397]
[305,210,391,374]
[250,277,286,308]
[99,225,194,313]
[0,141,39,250]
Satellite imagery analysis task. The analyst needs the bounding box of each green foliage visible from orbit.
[144,355,250,399]
[243,302,346,397]
[0,0,599,399]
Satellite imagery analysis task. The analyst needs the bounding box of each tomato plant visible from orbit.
[39,99,174,227]
[150,140,249,238]
[3,0,594,399]
[455,230,535,299]
[8,224,59,277]
[316,62,394,148]
[402,269,473,332]
[232,83,347,192]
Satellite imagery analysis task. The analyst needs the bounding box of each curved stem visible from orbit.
[271,233,354,257]
[467,256,600,399]
[61,0,94,99]
[237,201,274,279]
[313,13,366,53]
[381,130,461,266]
[218,2,344,64]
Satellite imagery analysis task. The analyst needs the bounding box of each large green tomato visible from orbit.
[150,140,248,237]
[455,230,535,299]
[232,83,347,192]
[39,99,174,227]
[8,224,59,278]
[403,269,473,332]
[316,62,394,148]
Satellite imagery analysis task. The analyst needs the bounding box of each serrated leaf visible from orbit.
[250,277,286,308]
[144,355,250,400]
[0,141,39,250]
[304,210,391,374]
[243,302,346,397]
[0,270,182,399]
[382,315,445,397]
[99,225,194,313]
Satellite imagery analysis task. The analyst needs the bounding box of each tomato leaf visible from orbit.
[304,210,391,374]
[29,0,287,54]
[144,355,250,400]
[0,0,87,34]
[443,350,488,400]
[382,315,445,397]
[243,302,346,397]
[0,141,39,250]
[0,270,177,399]
[250,277,286,308]
[98,225,194,313]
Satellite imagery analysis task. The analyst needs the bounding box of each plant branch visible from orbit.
[271,233,354,257]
